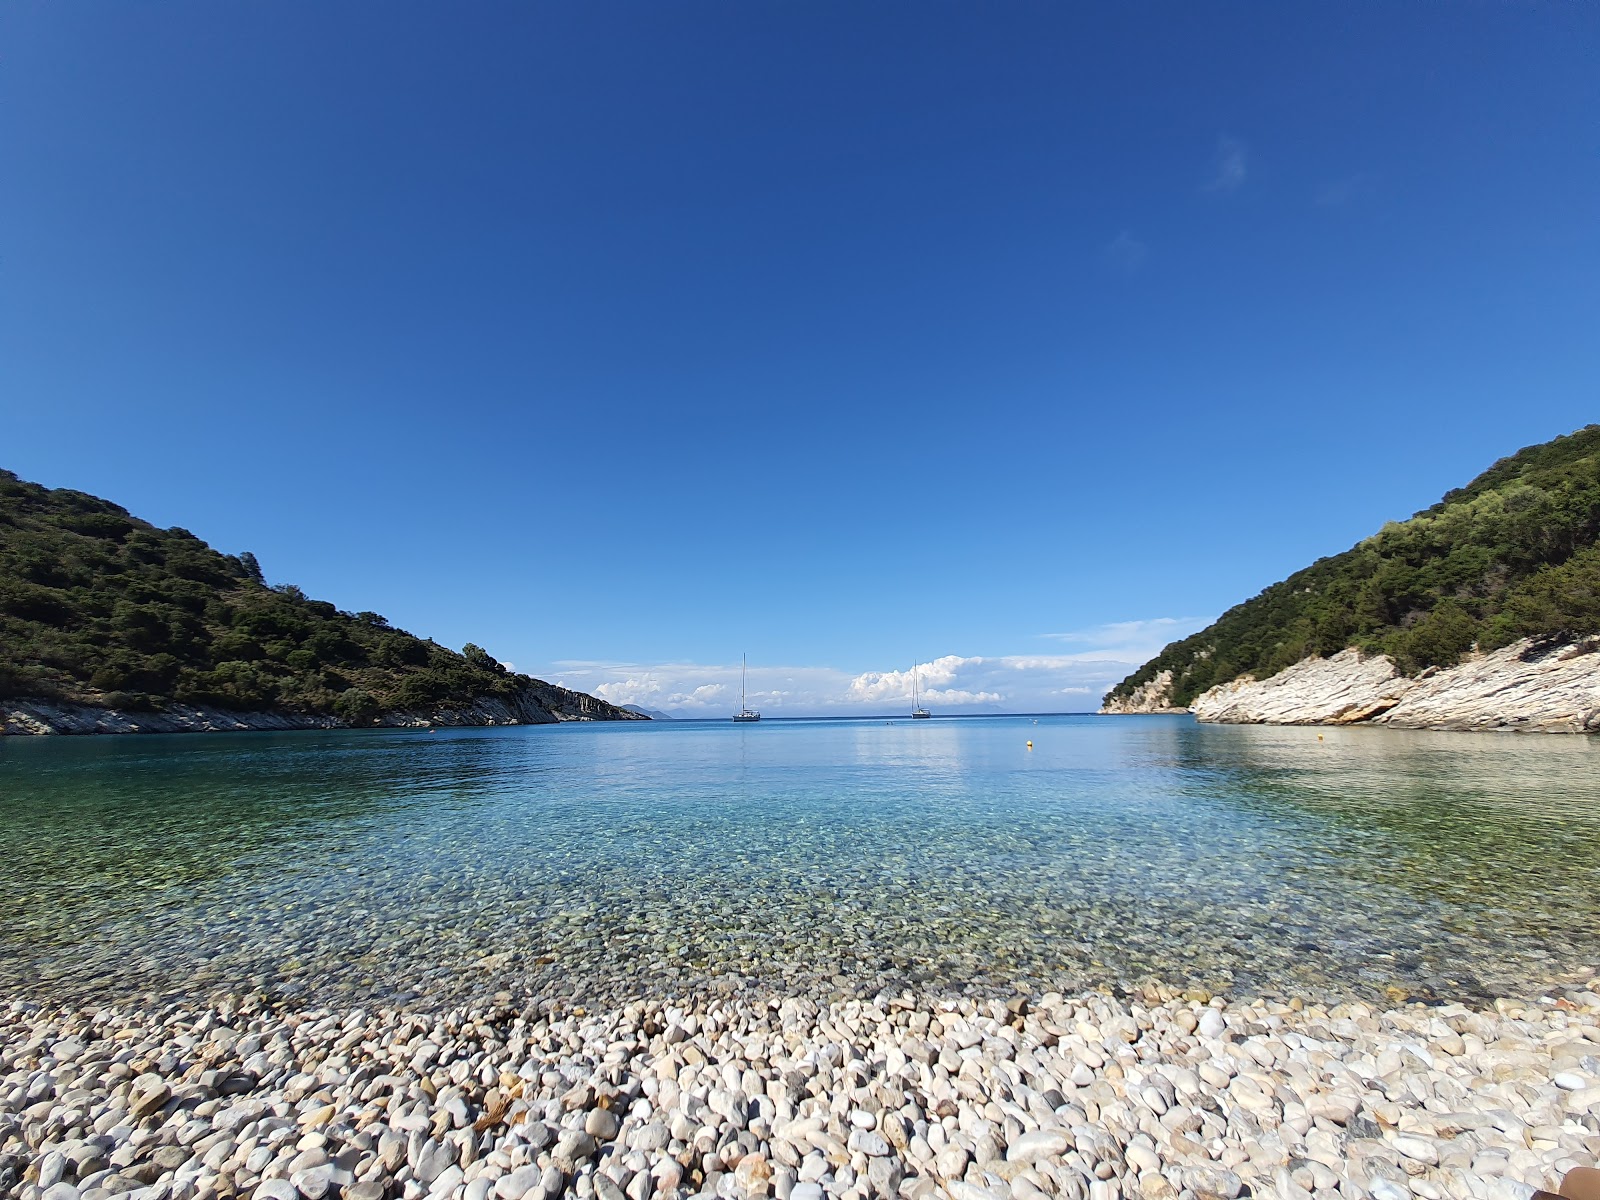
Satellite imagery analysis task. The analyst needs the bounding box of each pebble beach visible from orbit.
[6,975,1600,1200]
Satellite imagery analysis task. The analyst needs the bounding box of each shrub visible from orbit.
[1107,425,1600,706]
[333,687,381,724]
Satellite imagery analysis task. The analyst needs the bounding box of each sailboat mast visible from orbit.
[742,654,747,710]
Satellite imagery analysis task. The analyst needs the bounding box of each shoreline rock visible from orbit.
[1,683,646,737]
[1097,672,1187,717]
[3,974,1598,1200]
[1102,637,1600,734]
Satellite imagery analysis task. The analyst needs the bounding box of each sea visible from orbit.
[2,714,1597,1010]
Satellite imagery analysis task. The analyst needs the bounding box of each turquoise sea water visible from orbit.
[1,714,1597,1009]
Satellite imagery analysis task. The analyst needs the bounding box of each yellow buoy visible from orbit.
[1026,741,1033,749]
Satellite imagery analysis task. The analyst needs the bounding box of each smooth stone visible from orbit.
[554,1131,596,1164]
[1007,1131,1069,1164]
[128,1077,172,1122]
[1391,1137,1438,1166]
[430,1165,466,1198]
[497,1166,542,1199]
[416,1143,456,1185]
[630,1123,669,1152]
[847,1130,890,1157]
[1179,1166,1243,1200]
[947,1184,1006,1200]
[39,1152,69,1191]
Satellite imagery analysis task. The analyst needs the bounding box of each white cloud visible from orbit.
[543,618,1211,717]
[1315,172,1373,207]
[845,656,1002,706]
[1204,136,1247,193]
[1039,616,1208,659]
[1104,230,1149,274]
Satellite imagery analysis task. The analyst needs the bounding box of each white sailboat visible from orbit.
[911,661,931,719]
[733,654,761,722]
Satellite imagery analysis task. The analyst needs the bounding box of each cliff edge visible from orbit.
[1098,670,1188,715]
[1188,637,1600,733]
[1101,426,1600,733]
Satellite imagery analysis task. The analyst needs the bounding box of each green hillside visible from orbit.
[1106,425,1600,709]
[0,469,634,723]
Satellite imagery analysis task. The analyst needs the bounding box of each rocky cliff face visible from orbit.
[1189,637,1600,734]
[1098,670,1189,714]
[1,679,646,735]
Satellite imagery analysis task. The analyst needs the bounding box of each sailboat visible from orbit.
[911,662,931,719]
[733,654,761,722]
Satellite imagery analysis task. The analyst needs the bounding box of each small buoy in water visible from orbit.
[1026,740,1033,749]
[1317,733,1324,741]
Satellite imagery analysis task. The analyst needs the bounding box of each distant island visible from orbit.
[622,704,675,719]
[1103,425,1600,733]
[0,469,644,734]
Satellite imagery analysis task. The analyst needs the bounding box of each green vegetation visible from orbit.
[1106,425,1600,709]
[0,469,561,719]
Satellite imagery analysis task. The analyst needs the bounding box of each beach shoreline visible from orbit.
[5,975,1598,1200]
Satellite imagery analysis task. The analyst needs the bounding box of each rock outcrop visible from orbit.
[1,679,646,735]
[1098,669,1188,714]
[1188,637,1600,734]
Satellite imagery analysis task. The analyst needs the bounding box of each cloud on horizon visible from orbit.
[543,617,1209,717]
[1204,136,1248,193]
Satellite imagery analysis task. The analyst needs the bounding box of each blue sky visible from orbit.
[5,4,1597,715]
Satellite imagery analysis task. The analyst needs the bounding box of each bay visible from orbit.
[1,714,1597,1008]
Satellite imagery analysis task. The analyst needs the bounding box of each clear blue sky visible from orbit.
[5,4,1596,714]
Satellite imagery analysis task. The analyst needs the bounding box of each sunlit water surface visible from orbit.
[2,715,1597,1008]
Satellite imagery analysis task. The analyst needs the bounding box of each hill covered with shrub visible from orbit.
[0,469,638,725]
[1105,425,1600,710]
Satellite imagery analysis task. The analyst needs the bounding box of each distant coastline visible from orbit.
[1,680,646,736]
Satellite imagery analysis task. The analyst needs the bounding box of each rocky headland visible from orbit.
[1097,674,1187,717]
[0,469,644,737]
[0,680,645,736]
[1099,637,1600,734]
[1102,427,1600,733]
[5,976,1600,1200]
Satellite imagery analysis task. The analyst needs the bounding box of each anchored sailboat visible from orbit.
[911,661,931,719]
[733,654,761,722]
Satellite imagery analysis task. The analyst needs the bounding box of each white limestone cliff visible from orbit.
[1098,669,1188,715]
[1188,637,1600,733]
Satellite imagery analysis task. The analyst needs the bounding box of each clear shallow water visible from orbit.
[1,715,1597,1009]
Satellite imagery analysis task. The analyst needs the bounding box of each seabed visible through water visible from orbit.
[2,714,1598,1009]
